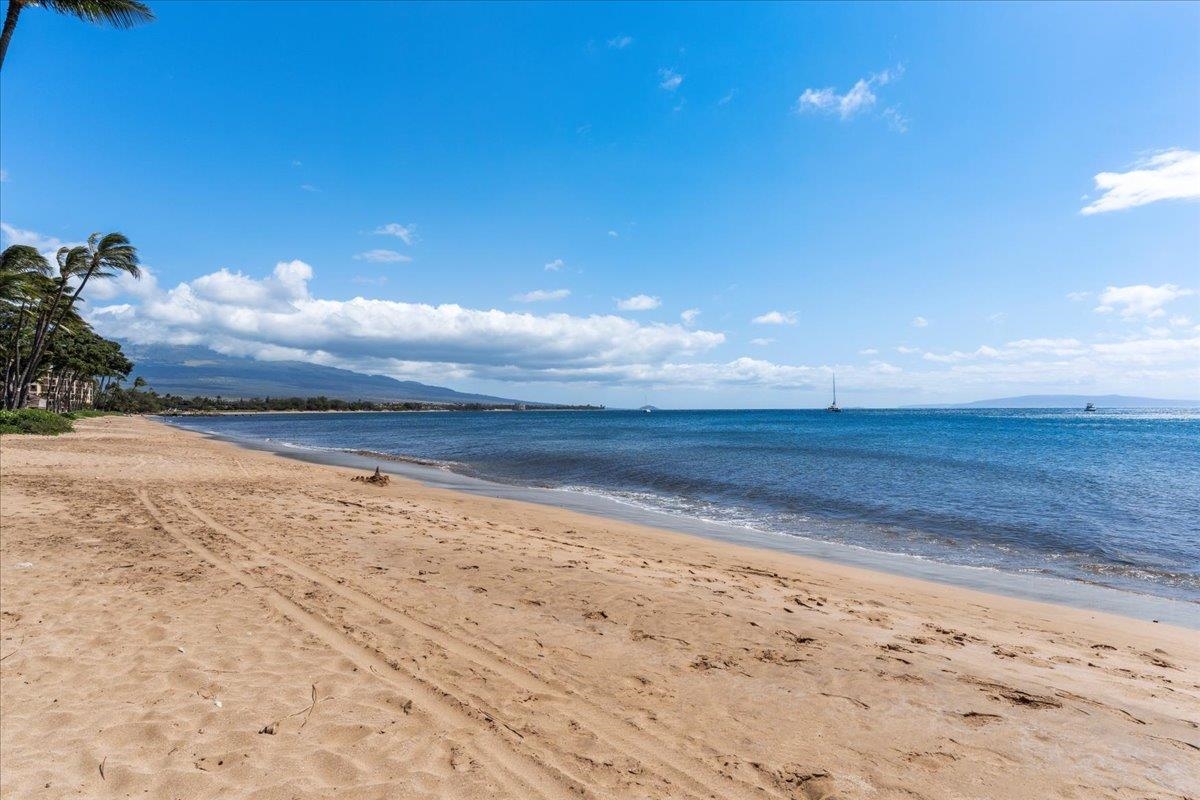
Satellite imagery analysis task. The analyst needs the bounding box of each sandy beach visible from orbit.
[1,415,1196,799]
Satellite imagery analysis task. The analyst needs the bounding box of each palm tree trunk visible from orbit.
[0,0,25,71]
[1,302,29,409]
[15,275,78,409]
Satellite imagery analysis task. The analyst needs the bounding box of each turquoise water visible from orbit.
[168,408,1200,604]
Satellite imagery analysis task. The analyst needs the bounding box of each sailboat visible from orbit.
[826,373,842,413]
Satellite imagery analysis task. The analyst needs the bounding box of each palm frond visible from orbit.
[0,245,52,304]
[0,245,50,277]
[87,230,141,280]
[57,245,91,277]
[40,0,154,29]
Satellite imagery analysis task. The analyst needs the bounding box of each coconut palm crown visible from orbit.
[0,0,154,70]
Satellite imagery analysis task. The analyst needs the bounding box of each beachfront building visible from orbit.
[21,371,95,412]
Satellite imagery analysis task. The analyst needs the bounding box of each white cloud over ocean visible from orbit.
[1081,149,1200,215]
[752,310,796,325]
[514,288,571,303]
[794,65,907,130]
[1093,283,1194,319]
[354,249,412,263]
[373,222,417,244]
[617,294,661,311]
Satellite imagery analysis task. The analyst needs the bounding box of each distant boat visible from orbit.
[1084,402,1096,412]
[826,373,842,413]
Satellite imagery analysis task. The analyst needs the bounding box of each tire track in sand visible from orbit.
[137,490,586,800]
[173,490,789,800]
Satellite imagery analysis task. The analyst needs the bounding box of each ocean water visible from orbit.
[166,408,1200,604]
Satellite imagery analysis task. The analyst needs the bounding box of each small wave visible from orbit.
[346,448,460,471]
[263,438,343,453]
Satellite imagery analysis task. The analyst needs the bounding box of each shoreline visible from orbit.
[3,416,1197,799]
[159,415,1199,628]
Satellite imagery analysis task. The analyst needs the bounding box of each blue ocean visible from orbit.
[166,409,1200,605]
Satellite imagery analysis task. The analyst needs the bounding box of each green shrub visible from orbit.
[62,409,121,420]
[0,409,75,436]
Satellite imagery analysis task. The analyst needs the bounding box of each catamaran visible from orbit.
[826,373,842,413]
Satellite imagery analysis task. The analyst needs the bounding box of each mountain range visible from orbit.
[123,345,527,405]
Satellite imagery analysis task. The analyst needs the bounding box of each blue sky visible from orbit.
[1,1,1197,406]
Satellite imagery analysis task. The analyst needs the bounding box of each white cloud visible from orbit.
[988,312,1007,322]
[1066,291,1092,302]
[911,316,929,328]
[89,260,727,386]
[858,348,879,355]
[922,346,1001,363]
[186,261,312,310]
[658,68,683,92]
[354,249,412,264]
[752,310,796,325]
[607,230,619,238]
[794,65,904,124]
[300,184,319,192]
[749,338,774,346]
[0,221,81,258]
[896,346,921,354]
[1005,338,1085,355]
[0,169,7,182]
[544,258,565,271]
[607,35,632,49]
[881,106,909,133]
[86,265,159,301]
[718,89,737,106]
[617,294,661,311]
[373,223,417,245]
[514,288,570,303]
[1093,284,1194,319]
[1080,149,1200,215]
[680,308,700,326]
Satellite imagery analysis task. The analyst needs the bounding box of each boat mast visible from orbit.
[832,372,837,406]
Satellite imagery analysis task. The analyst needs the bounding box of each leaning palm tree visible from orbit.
[0,0,154,70]
[9,232,140,409]
[0,244,50,306]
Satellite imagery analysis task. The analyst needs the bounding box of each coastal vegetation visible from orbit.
[1,235,141,411]
[0,407,115,436]
[0,407,74,435]
[106,388,604,414]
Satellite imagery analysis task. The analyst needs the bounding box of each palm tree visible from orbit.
[0,0,154,71]
[7,232,140,409]
[0,245,52,404]
[0,244,50,305]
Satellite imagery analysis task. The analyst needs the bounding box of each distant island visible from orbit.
[910,394,1200,409]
